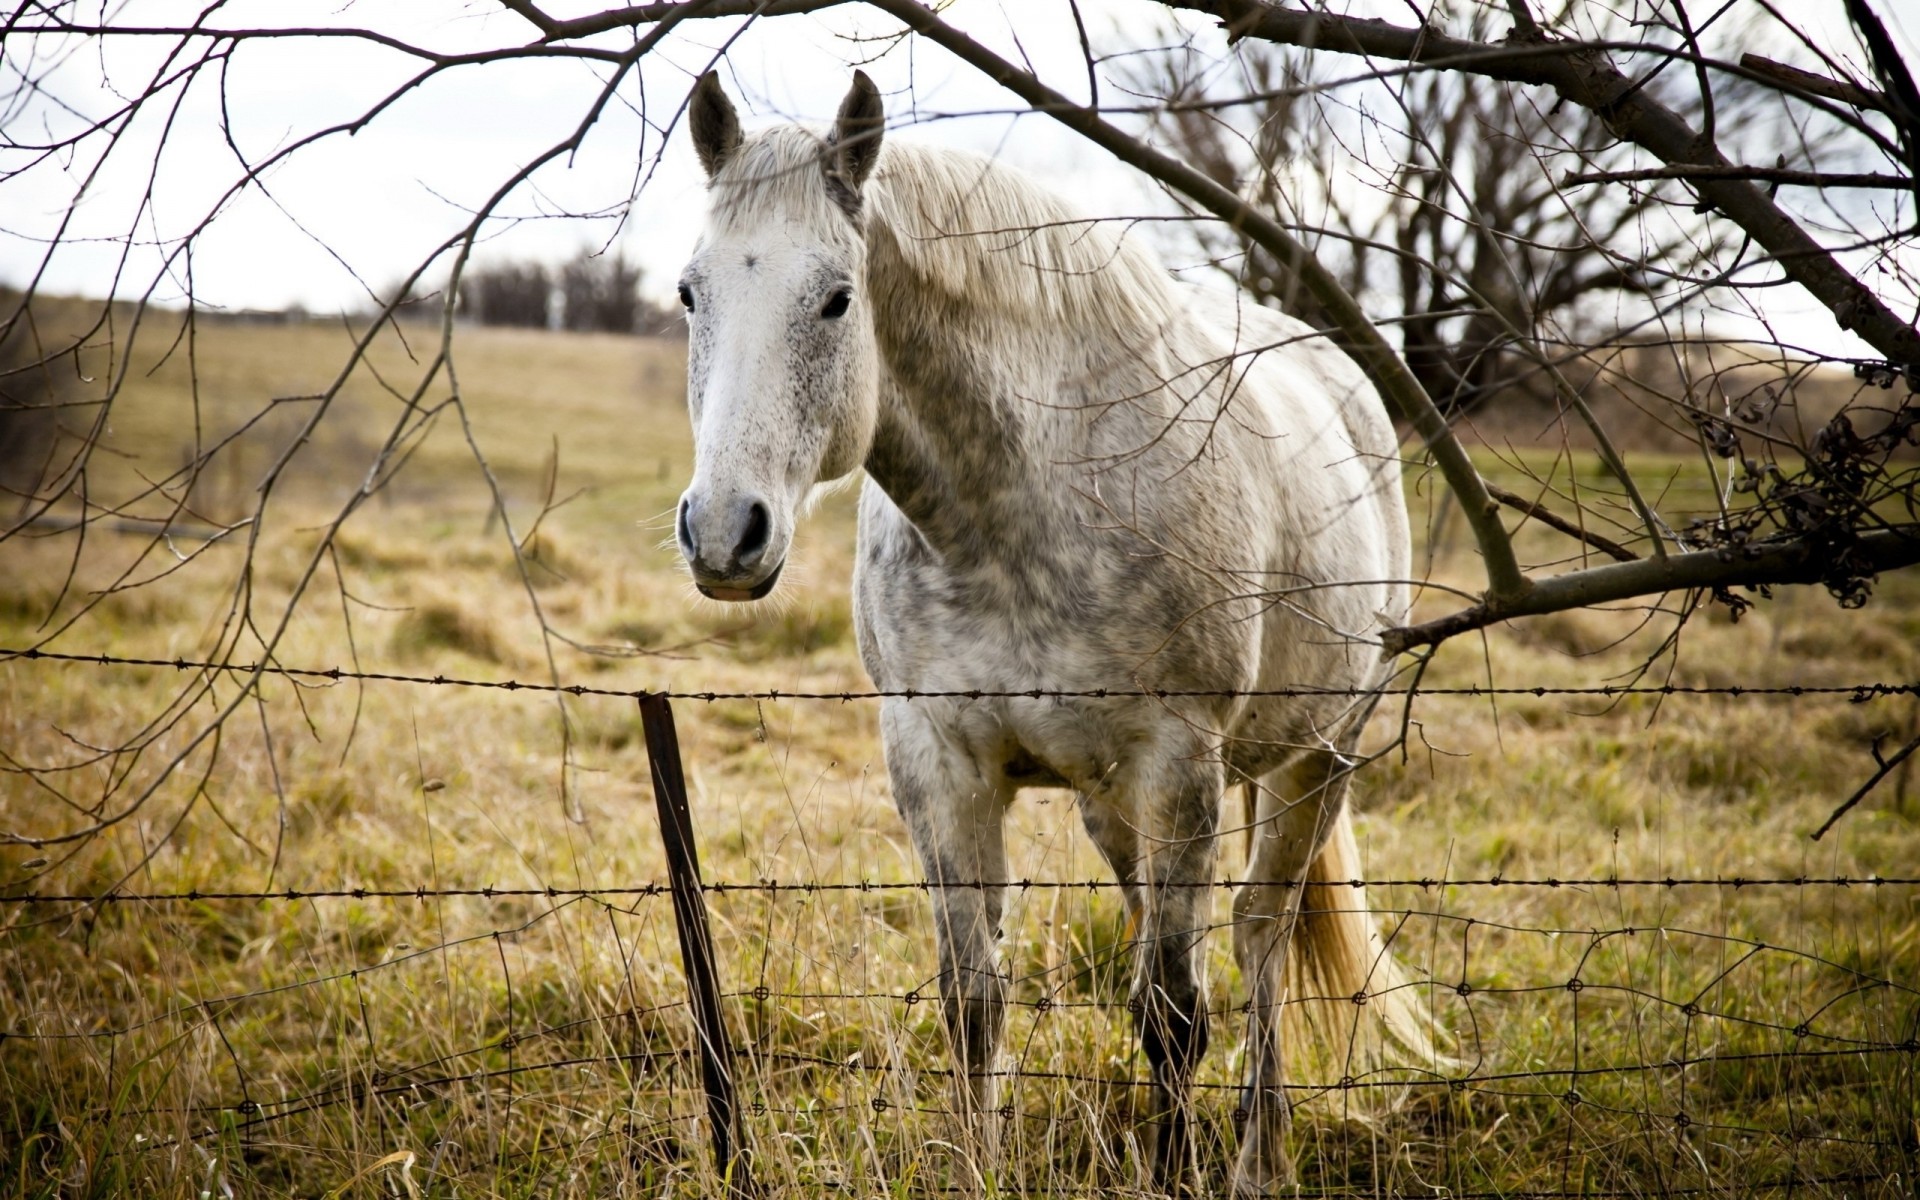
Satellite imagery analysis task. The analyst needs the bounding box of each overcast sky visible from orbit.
[4,0,1915,360]
[5,1,1182,316]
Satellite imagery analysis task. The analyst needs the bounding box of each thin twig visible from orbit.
[1486,482,1638,562]
[1810,733,1920,841]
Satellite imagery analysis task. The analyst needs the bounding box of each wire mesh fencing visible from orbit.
[2,650,1918,1198]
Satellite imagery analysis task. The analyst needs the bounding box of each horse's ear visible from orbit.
[827,70,884,199]
[689,71,742,178]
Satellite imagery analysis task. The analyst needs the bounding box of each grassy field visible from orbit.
[2,313,1917,1198]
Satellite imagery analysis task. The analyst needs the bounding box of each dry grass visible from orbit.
[1,315,1917,1198]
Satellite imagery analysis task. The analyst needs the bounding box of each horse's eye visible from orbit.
[821,289,852,319]
[677,285,695,312]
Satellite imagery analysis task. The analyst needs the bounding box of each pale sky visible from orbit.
[4,1,1172,316]
[4,0,1914,362]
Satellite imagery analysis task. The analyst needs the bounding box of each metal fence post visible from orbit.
[638,692,750,1193]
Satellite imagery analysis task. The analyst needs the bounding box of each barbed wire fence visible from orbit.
[3,649,1918,1197]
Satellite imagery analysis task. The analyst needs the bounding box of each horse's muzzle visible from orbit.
[694,558,785,602]
[678,489,784,600]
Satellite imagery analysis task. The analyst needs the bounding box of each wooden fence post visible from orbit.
[638,693,751,1193]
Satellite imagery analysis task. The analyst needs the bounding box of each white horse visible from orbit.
[674,71,1435,1194]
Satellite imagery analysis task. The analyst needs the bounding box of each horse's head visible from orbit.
[673,71,884,601]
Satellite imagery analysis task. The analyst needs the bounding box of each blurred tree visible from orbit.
[559,247,642,332]
[0,292,59,525]
[459,260,553,328]
[1131,25,1725,416]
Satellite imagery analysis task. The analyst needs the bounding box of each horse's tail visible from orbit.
[1284,802,1445,1083]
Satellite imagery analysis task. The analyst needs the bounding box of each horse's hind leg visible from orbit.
[1230,749,1352,1196]
[1089,754,1221,1194]
[880,702,1012,1171]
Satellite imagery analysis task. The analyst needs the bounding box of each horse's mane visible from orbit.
[706,125,1178,341]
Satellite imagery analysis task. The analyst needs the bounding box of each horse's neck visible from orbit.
[860,225,1077,556]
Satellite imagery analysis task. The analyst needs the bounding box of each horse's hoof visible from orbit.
[1228,1147,1298,1198]
[1229,1174,1298,1199]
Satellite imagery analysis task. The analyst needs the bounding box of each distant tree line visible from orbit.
[455,247,682,335]
[0,290,57,519]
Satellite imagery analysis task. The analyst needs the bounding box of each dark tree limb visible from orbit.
[1843,0,1920,218]
[500,0,850,42]
[1159,0,1920,368]
[1381,526,1920,656]
[496,0,562,34]
[1561,165,1914,189]
[1739,54,1892,115]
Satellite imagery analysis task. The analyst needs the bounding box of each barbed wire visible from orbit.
[4,645,1918,701]
[4,874,1919,905]
[127,1038,1917,1124]
[13,893,1914,1051]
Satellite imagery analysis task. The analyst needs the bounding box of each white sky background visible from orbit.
[3,1,1189,316]
[3,0,1916,360]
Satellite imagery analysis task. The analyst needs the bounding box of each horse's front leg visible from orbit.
[1130,757,1222,1195]
[881,701,1012,1171]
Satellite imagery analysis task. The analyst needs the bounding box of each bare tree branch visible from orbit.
[503,0,852,42]
[1160,0,1920,368]
[1739,54,1893,116]
[1810,730,1920,840]
[1383,525,1920,656]
[1561,165,1914,189]
[1487,482,1638,563]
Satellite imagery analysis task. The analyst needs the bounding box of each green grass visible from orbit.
[1,315,1917,1197]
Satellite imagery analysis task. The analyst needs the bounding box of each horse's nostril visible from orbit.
[676,498,696,557]
[738,501,771,563]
